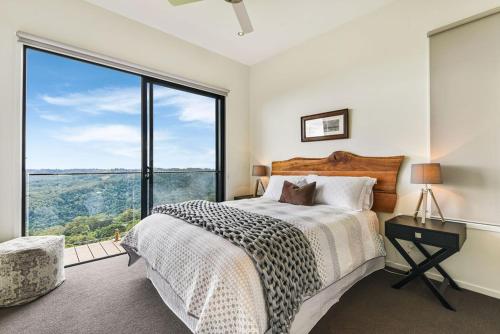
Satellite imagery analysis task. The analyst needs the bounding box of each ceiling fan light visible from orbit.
[237,31,245,36]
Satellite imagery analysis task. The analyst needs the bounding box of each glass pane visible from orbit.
[27,173,141,247]
[25,49,142,249]
[153,171,216,204]
[152,85,216,206]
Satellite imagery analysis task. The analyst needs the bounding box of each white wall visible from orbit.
[249,0,500,298]
[0,0,250,242]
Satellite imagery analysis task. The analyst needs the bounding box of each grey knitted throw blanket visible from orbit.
[152,200,322,334]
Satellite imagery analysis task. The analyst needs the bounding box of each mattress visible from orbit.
[124,198,386,333]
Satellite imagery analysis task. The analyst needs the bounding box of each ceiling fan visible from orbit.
[168,0,254,36]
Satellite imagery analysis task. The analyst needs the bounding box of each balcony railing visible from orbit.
[25,170,216,254]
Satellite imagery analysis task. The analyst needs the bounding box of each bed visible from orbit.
[123,151,403,334]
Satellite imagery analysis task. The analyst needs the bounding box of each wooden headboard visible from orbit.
[272,151,404,213]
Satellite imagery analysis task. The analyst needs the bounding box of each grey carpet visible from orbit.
[1,255,499,334]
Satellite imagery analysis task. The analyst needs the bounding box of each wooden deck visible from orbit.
[64,240,126,266]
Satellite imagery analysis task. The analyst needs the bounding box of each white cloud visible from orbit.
[42,86,215,124]
[55,124,169,145]
[42,87,141,115]
[54,124,157,161]
[155,89,215,125]
[40,114,71,123]
[103,146,141,159]
[154,144,216,169]
[56,125,141,144]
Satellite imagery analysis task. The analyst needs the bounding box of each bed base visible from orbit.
[146,256,385,334]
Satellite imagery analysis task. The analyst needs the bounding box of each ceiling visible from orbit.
[85,0,395,65]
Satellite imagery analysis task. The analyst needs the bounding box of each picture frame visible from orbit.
[301,109,349,142]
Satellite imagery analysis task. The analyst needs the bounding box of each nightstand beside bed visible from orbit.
[385,215,466,311]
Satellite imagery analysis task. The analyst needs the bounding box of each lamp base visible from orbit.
[414,187,445,223]
[254,179,265,197]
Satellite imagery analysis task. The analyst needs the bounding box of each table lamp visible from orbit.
[252,165,267,197]
[411,163,445,223]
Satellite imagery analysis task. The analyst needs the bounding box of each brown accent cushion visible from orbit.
[279,181,316,206]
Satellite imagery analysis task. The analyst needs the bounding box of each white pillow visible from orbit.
[361,178,377,210]
[306,175,376,211]
[262,175,307,201]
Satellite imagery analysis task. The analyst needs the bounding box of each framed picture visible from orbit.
[301,109,349,142]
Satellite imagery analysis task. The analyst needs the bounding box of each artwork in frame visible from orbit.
[301,109,349,142]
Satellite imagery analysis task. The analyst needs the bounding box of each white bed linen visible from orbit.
[146,256,385,334]
[124,198,386,334]
[306,175,373,211]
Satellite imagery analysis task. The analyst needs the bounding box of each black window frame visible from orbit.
[21,45,226,236]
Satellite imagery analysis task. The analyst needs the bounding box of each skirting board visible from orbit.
[386,260,500,300]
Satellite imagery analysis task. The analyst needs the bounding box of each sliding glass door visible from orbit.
[146,82,221,210]
[23,47,225,260]
[140,80,225,215]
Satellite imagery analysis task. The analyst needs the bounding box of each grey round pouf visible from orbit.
[0,236,65,307]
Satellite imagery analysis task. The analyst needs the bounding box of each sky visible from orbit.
[26,48,216,170]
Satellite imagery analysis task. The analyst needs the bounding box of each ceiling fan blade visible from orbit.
[168,0,202,6]
[232,2,254,34]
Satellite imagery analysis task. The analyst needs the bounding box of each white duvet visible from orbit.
[123,198,386,334]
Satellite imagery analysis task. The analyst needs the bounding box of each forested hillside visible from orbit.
[27,169,216,247]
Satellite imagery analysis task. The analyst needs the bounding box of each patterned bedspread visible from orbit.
[122,198,386,334]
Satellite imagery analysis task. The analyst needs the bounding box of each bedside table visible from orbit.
[233,195,260,200]
[385,215,466,311]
